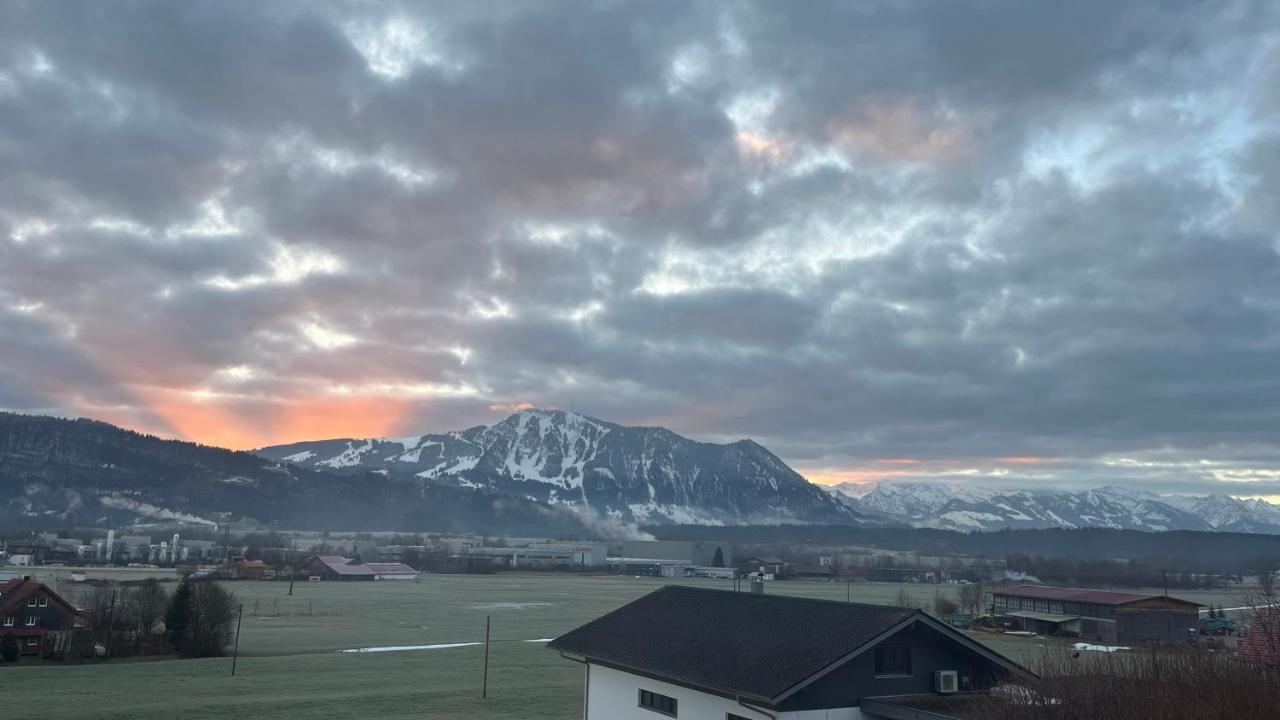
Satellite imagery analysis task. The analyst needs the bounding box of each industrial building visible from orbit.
[993,584,1202,644]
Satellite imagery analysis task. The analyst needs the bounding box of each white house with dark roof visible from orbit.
[548,586,1028,720]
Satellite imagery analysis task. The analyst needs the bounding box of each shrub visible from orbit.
[0,634,20,663]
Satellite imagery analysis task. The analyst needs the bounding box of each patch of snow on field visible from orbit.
[339,642,480,653]
[468,602,555,610]
[282,450,315,462]
[1073,643,1130,653]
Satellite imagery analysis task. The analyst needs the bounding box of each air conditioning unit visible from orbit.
[934,670,958,694]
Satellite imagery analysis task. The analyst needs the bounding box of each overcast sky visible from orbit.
[1,1,1278,497]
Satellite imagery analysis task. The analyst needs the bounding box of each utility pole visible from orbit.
[846,579,851,603]
[105,589,117,657]
[231,604,244,676]
[482,615,491,699]
[288,568,295,597]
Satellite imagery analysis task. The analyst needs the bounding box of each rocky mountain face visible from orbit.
[0,412,592,536]
[258,409,860,526]
[829,481,1280,533]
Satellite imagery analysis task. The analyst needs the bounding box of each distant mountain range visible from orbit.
[5,408,1278,536]
[828,481,1280,534]
[257,408,859,526]
[0,409,860,534]
[0,412,597,536]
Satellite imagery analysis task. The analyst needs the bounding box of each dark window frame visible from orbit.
[638,688,678,717]
[874,645,913,677]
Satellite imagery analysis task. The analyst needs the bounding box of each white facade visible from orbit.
[583,663,864,720]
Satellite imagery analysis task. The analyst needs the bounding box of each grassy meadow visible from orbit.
[1,569,1261,719]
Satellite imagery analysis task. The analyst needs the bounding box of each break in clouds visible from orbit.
[0,1,1278,496]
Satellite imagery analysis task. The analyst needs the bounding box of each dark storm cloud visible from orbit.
[0,0,1277,495]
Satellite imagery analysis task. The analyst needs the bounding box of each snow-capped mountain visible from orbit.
[258,408,861,526]
[0,412,588,535]
[829,482,1280,533]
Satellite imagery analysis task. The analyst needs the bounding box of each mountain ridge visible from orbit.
[828,481,1280,534]
[257,408,860,526]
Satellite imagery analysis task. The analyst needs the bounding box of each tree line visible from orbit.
[30,576,239,663]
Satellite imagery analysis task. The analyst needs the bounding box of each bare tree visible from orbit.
[959,581,987,614]
[1259,568,1276,599]
[123,579,169,654]
[83,586,119,651]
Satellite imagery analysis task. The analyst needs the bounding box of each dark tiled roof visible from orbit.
[311,555,374,576]
[1238,609,1280,667]
[365,562,416,574]
[994,584,1201,607]
[548,585,917,701]
[0,579,79,617]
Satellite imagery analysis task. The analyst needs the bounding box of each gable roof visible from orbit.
[548,585,1025,703]
[365,562,416,574]
[0,579,79,617]
[995,584,1201,607]
[1238,608,1280,667]
[309,555,374,576]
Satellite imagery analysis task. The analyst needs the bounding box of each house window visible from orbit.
[874,646,912,676]
[27,637,38,646]
[638,689,678,717]
[25,616,37,626]
[38,596,48,607]
[3,616,12,626]
[27,597,36,607]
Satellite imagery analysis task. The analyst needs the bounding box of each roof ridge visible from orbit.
[657,584,919,614]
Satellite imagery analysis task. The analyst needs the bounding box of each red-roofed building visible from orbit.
[1238,608,1280,667]
[302,555,374,581]
[993,584,1201,644]
[233,559,268,580]
[0,577,80,655]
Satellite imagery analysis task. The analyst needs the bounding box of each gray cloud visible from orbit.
[0,0,1278,495]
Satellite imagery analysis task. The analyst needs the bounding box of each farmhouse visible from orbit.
[993,584,1202,644]
[302,556,417,581]
[0,577,79,655]
[549,586,1026,719]
[303,555,374,581]
[364,562,417,580]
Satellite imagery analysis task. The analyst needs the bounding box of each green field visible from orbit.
[1,570,1261,720]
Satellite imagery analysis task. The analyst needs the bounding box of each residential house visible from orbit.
[549,585,1027,719]
[0,577,80,655]
[993,585,1202,644]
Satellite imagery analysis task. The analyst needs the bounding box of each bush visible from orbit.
[0,634,20,663]
[970,646,1280,719]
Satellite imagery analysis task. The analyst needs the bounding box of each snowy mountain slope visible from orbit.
[0,412,592,536]
[830,482,1280,533]
[259,409,863,526]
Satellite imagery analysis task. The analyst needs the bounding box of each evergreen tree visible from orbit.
[165,576,193,652]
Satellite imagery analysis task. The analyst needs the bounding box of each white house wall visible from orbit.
[585,664,864,720]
